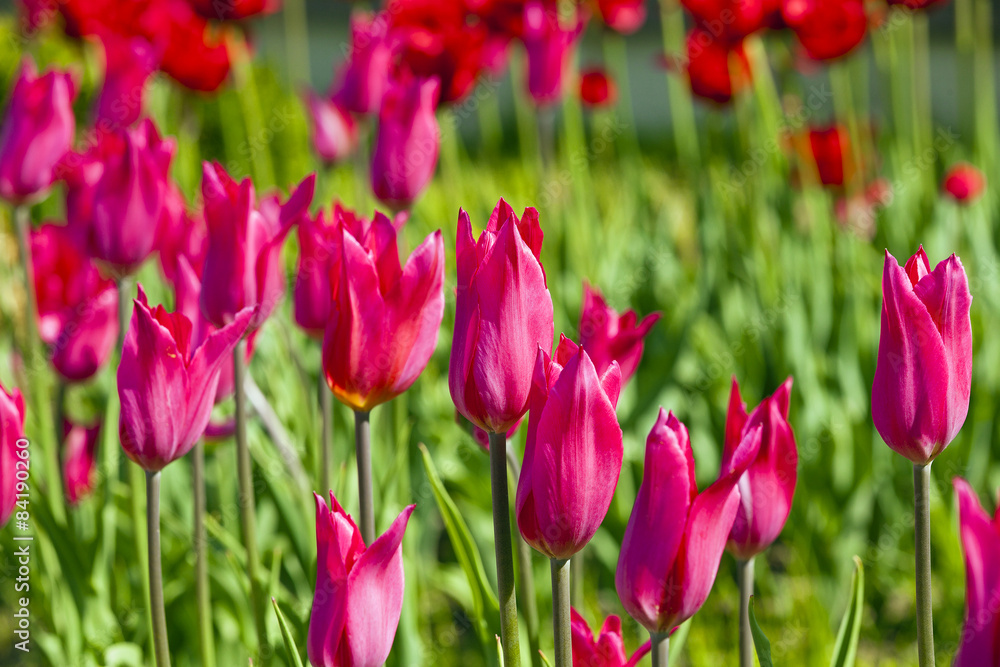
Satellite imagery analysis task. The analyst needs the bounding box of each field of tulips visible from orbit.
[0,0,998,666]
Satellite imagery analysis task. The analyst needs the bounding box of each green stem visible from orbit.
[146,470,172,667]
[658,0,699,165]
[913,462,935,666]
[651,632,669,667]
[354,410,375,545]
[193,441,216,667]
[489,431,521,667]
[320,374,332,494]
[551,559,571,667]
[282,0,311,86]
[230,31,276,189]
[738,557,755,667]
[570,552,583,607]
[506,444,541,667]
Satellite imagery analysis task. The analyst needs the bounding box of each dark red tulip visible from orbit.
[685,28,751,104]
[95,33,159,130]
[63,419,100,505]
[595,0,646,34]
[139,0,232,92]
[943,163,986,204]
[579,69,617,108]
[783,0,867,62]
[187,0,278,21]
[579,283,660,385]
[808,125,850,187]
[332,12,395,115]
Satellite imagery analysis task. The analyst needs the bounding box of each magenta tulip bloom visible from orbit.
[157,184,207,287]
[332,12,394,115]
[516,336,623,560]
[0,57,76,203]
[571,608,651,667]
[522,0,584,106]
[118,286,253,471]
[871,247,973,464]
[370,76,441,210]
[63,419,100,505]
[450,199,554,434]
[95,34,158,130]
[306,92,358,165]
[954,478,1000,666]
[723,377,797,560]
[322,212,445,411]
[200,162,316,330]
[579,283,661,385]
[616,409,762,633]
[0,382,26,529]
[308,492,414,667]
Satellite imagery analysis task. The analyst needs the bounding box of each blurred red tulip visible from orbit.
[305,93,358,165]
[943,163,986,204]
[522,0,584,106]
[450,199,554,434]
[0,58,76,204]
[682,0,768,40]
[187,0,278,21]
[953,478,1000,667]
[0,382,26,529]
[332,12,395,115]
[808,125,850,187]
[595,0,647,34]
[685,28,750,104]
[95,33,159,130]
[579,283,660,384]
[579,68,617,108]
[139,0,232,92]
[872,248,972,464]
[571,608,651,667]
[308,492,414,667]
[63,419,100,505]
[783,0,867,61]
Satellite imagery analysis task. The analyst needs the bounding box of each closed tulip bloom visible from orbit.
[0,58,76,203]
[953,478,1000,667]
[571,608,651,667]
[308,492,414,667]
[118,286,253,471]
[685,28,751,104]
[522,0,583,106]
[450,199,555,434]
[306,92,358,165]
[616,409,762,633]
[200,162,316,330]
[0,383,26,528]
[579,283,660,385]
[782,0,867,62]
[333,12,394,115]
[595,0,647,34]
[322,213,445,411]
[944,163,986,204]
[95,34,158,130]
[50,284,118,382]
[579,69,617,109]
[871,248,972,464]
[63,419,100,505]
[724,377,797,560]
[808,125,850,187]
[370,76,441,210]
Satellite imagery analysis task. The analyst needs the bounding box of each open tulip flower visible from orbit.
[953,478,1000,667]
[118,286,253,471]
[571,608,651,667]
[616,409,762,635]
[871,247,972,465]
[516,336,623,560]
[579,283,660,386]
[0,381,26,529]
[308,492,414,667]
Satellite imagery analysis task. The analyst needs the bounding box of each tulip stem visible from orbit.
[193,440,216,667]
[506,444,542,667]
[354,410,375,545]
[489,431,522,667]
[550,558,571,667]
[320,376,332,494]
[914,462,935,666]
[650,632,669,667]
[738,557,755,667]
[233,341,268,660]
[145,470,171,667]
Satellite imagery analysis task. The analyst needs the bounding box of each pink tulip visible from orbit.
[95,33,159,130]
[571,608,651,667]
[308,492,414,667]
[450,199,554,434]
[118,286,253,471]
[332,11,394,116]
[157,183,207,287]
[63,419,100,504]
[199,162,316,330]
[953,478,1000,667]
[370,76,441,210]
[516,336,623,560]
[871,247,972,464]
[0,57,76,203]
[579,283,660,385]
[0,382,26,529]
[322,212,445,411]
[616,409,762,633]
[522,0,584,106]
[306,92,358,165]
[723,377,797,560]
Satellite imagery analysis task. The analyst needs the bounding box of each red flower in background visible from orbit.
[140,0,232,92]
[580,68,617,108]
[522,0,584,106]
[187,0,278,21]
[682,0,768,40]
[63,419,101,504]
[808,125,850,187]
[332,12,395,115]
[685,28,751,104]
[595,0,646,34]
[943,163,986,204]
[782,0,867,61]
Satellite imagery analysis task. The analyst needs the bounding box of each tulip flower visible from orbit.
[953,478,1000,667]
[305,92,358,165]
[118,286,253,471]
[370,76,441,210]
[808,125,851,187]
[321,212,445,412]
[571,608,651,667]
[522,0,584,106]
[595,0,647,34]
[63,419,100,504]
[616,409,762,637]
[516,336,623,560]
[579,283,660,385]
[200,162,316,330]
[0,382,26,529]
[782,0,867,62]
[944,163,986,204]
[871,247,972,464]
[450,198,555,434]
[188,0,278,21]
[95,33,159,130]
[294,206,348,339]
[308,492,414,667]
[139,0,232,92]
[682,0,768,40]
[332,12,394,115]
[157,184,208,287]
[685,28,751,104]
[579,69,617,109]
[0,57,76,204]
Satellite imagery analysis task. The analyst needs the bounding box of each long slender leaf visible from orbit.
[749,595,774,667]
[829,556,865,667]
[271,597,306,667]
[668,618,692,667]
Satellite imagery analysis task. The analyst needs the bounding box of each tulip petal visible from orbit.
[954,478,1000,667]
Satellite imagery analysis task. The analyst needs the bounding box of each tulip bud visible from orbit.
[571,608,651,667]
[118,286,253,471]
[63,419,100,505]
[782,0,867,62]
[95,34,158,131]
[522,0,584,106]
[450,199,555,434]
[0,382,26,529]
[952,478,1000,667]
[944,163,986,204]
[808,125,851,187]
[579,283,660,385]
[370,76,441,210]
[723,377,797,560]
[579,69,617,109]
[595,0,647,34]
[0,57,76,204]
[332,12,394,115]
[871,248,972,464]
[616,409,762,633]
[308,492,414,667]
[322,212,445,411]
[305,92,358,165]
[685,28,751,104]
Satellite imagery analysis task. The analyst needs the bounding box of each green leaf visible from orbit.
[829,556,865,667]
[668,619,692,666]
[419,443,501,647]
[538,649,553,667]
[271,597,306,667]
[748,595,774,667]
[496,636,504,667]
